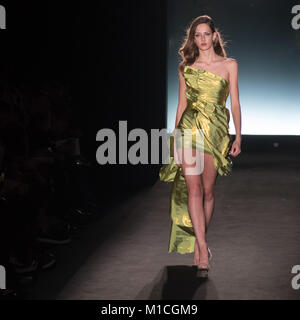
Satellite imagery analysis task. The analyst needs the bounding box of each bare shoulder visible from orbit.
[225,58,238,72]
[178,62,185,76]
[178,64,185,80]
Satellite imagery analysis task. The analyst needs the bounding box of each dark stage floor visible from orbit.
[26,151,300,300]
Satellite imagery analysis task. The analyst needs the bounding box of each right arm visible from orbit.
[172,69,187,168]
[174,69,187,128]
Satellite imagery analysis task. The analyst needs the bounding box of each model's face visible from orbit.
[194,23,216,50]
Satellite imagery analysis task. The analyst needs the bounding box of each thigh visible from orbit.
[179,149,217,192]
[179,147,204,191]
[201,153,218,190]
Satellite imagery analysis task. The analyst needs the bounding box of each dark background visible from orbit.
[0,1,167,200]
[1,1,299,202]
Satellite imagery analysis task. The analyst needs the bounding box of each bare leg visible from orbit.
[178,147,209,266]
[202,153,218,230]
[193,152,217,263]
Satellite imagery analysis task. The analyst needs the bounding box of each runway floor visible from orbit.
[28,152,300,300]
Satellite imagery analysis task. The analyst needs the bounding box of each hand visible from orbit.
[229,139,241,157]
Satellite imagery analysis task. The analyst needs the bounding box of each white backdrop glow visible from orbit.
[167,0,300,135]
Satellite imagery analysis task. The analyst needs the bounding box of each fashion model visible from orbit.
[159,15,242,277]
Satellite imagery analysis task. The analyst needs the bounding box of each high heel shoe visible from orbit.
[193,243,212,264]
[197,254,210,278]
[193,249,212,264]
[208,246,212,261]
[196,243,210,277]
[196,262,210,278]
[193,247,212,266]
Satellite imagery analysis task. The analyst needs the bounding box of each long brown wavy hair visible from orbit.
[178,15,227,75]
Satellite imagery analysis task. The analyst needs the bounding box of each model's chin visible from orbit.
[199,45,210,50]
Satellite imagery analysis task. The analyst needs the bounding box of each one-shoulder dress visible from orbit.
[159,65,233,254]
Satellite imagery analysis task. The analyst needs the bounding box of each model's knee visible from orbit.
[187,184,203,197]
[204,188,214,201]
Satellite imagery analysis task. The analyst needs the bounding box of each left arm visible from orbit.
[227,58,242,157]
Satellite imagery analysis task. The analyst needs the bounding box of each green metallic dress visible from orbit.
[159,65,233,254]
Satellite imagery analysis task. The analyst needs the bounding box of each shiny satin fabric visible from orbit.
[159,65,233,254]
